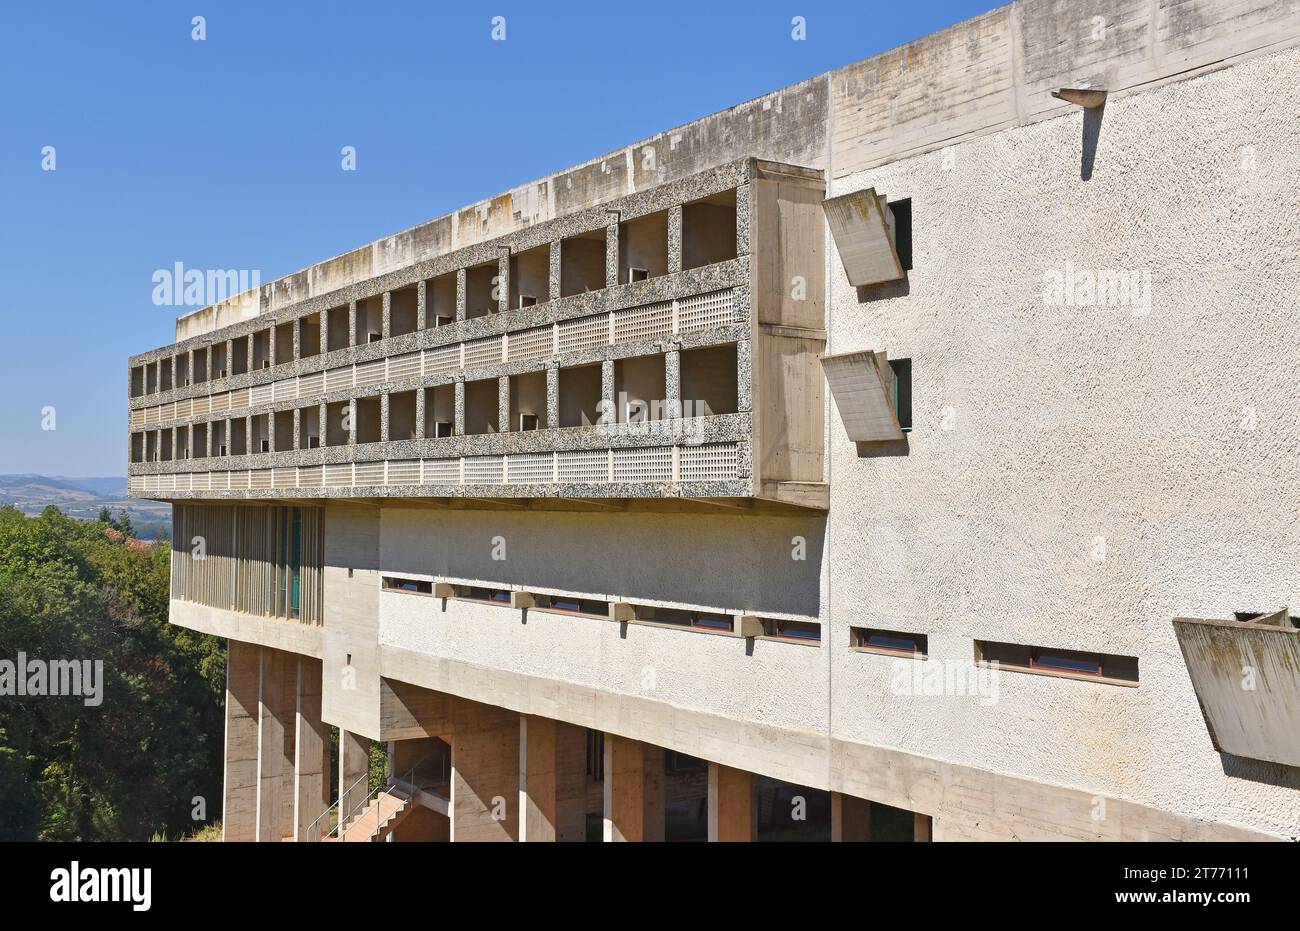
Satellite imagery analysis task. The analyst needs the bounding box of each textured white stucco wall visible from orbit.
[376,506,829,737]
[825,46,1300,837]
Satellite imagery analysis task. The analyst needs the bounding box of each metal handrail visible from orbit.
[311,749,447,842]
[305,768,369,842]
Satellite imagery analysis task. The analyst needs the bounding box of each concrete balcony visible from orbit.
[1173,611,1300,767]
[127,159,828,512]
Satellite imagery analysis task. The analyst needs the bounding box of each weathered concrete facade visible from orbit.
[136,0,1300,841]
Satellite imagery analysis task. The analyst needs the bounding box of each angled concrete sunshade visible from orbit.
[820,349,903,443]
[822,188,904,286]
[1172,610,1300,767]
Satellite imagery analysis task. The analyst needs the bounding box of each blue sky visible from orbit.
[0,0,1001,477]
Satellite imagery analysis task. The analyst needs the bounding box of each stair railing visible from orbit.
[344,749,446,842]
[305,768,370,842]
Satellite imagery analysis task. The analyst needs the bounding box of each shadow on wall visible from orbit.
[376,508,827,618]
[1218,752,1300,792]
[856,438,909,459]
[1081,102,1105,181]
[855,277,910,303]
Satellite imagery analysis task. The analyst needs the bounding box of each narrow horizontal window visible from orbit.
[632,605,734,633]
[536,595,609,618]
[383,576,432,595]
[851,627,928,658]
[449,585,513,605]
[764,618,822,643]
[690,612,733,632]
[976,640,1138,685]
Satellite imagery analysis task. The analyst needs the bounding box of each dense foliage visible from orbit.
[0,505,225,840]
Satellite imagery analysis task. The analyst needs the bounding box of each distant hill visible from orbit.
[0,474,170,540]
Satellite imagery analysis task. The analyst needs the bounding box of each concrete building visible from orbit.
[128,0,1300,841]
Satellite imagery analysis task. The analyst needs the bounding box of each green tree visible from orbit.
[0,505,225,840]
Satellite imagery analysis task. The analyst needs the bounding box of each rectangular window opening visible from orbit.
[851,627,928,659]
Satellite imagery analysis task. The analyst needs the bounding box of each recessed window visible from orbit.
[619,210,669,283]
[424,272,457,327]
[355,296,383,344]
[252,329,272,369]
[633,605,733,632]
[890,358,912,431]
[299,312,321,358]
[975,640,1138,685]
[354,396,381,444]
[274,321,294,365]
[560,228,607,297]
[888,198,913,271]
[466,261,500,319]
[464,378,499,435]
[536,595,609,618]
[509,243,550,308]
[763,618,822,643]
[456,585,513,605]
[326,305,349,351]
[389,390,418,441]
[680,344,738,417]
[424,384,454,438]
[682,189,738,270]
[559,363,603,428]
[383,576,432,594]
[391,286,418,337]
[851,627,928,659]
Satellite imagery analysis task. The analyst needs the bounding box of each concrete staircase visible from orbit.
[339,787,414,842]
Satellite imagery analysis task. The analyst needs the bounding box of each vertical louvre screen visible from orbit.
[171,503,323,624]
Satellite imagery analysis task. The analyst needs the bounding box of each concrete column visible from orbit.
[416,279,427,331]
[604,216,619,288]
[519,716,586,842]
[267,326,276,369]
[380,392,390,443]
[453,378,466,436]
[736,336,753,413]
[548,239,562,300]
[496,254,509,314]
[223,339,234,379]
[318,403,327,449]
[382,291,392,340]
[601,360,615,424]
[338,730,371,826]
[545,363,559,430]
[244,415,253,457]
[831,792,872,842]
[603,735,665,842]
[347,399,356,446]
[319,308,329,354]
[450,705,519,841]
[348,300,358,347]
[292,316,302,361]
[667,204,684,274]
[222,640,260,841]
[498,376,510,434]
[246,337,255,374]
[414,387,426,440]
[267,410,275,454]
[293,657,327,841]
[664,348,681,418]
[292,408,301,451]
[454,268,467,322]
[256,648,295,841]
[707,762,756,842]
